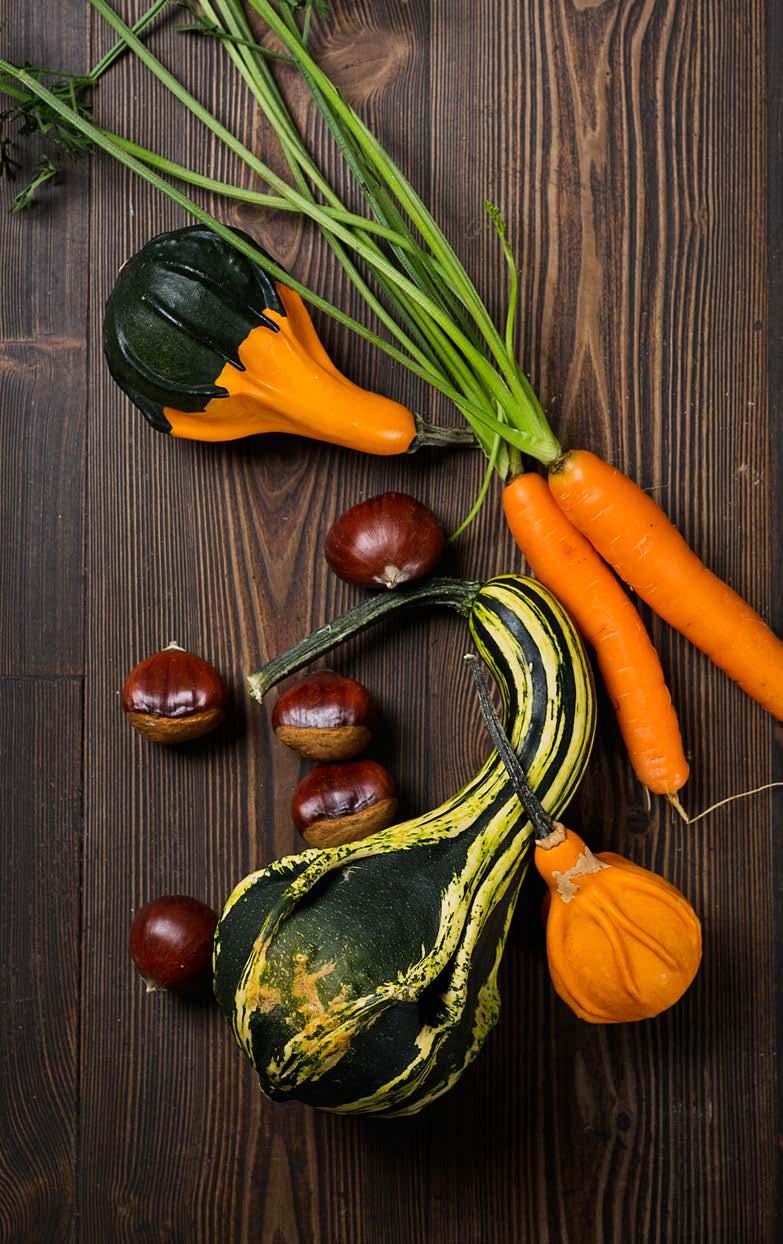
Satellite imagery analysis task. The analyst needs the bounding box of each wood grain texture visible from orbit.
[423,8,776,1244]
[0,8,91,341]
[0,680,81,1244]
[0,0,779,1241]
[767,0,783,1230]
[0,5,89,676]
[0,340,86,676]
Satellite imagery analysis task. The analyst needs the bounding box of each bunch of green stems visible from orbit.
[0,0,562,532]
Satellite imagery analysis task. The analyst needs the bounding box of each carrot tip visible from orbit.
[667,793,689,823]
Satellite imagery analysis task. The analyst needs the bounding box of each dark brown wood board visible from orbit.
[0,1,780,1241]
[0,2,88,677]
[0,681,82,1244]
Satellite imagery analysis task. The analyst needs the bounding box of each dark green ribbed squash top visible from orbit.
[103,224,286,433]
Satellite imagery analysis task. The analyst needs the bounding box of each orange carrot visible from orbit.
[548,449,783,718]
[503,473,689,796]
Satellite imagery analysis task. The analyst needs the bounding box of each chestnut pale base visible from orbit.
[275,723,372,761]
[126,707,225,744]
[302,797,399,847]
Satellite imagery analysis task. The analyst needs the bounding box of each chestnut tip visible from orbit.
[324,492,445,590]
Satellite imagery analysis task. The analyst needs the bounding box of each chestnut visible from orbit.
[271,671,377,761]
[122,642,228,744]
[292,759,399,847]
[324,492,445,589]
[129,895,218,994]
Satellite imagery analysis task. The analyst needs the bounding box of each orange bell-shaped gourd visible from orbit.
[535,824,702,1023]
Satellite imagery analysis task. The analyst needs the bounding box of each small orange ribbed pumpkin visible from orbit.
[535,825,702,1023]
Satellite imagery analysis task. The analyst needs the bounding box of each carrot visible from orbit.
[503,474,689,796]
[548,449,783,718]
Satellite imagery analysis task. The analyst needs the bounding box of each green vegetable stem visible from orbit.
[0,0,567,530]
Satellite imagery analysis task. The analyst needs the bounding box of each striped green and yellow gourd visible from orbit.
[214,575,595,1116]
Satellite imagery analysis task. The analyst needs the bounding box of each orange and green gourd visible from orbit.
[214,575,596,1116]
[103,224,467,455]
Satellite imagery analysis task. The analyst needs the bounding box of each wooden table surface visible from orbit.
[1,2,780,1241]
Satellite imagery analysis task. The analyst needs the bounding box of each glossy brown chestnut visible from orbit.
[292,759,399,847]
[324,492,445,589]
[271,671,377,761]
[129,895,218,994]
[122,642,227,743]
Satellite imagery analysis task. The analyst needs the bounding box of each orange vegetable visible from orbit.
[536,824,702,1024]
[104,224,471,456]
[165,285,418,454]
[502,473,689,796]
[548,450,783,718]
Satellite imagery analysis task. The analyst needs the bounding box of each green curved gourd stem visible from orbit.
[410,419,475,449]
[247,578,480,703]
[464,653,555,842]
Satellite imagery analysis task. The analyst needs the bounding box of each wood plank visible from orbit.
[0,340,86,677]
[37,2,777,1242]
[79,6,325,1241]
[426,2,776,1242]
[0,0,89,677]
[0,5,91,341]
[766,0,783,1234]
[307,6,443,1241]
[0,678,81,1244]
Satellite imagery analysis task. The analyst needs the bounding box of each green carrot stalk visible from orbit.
[2,0,566,529]
[0,0,169,207]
